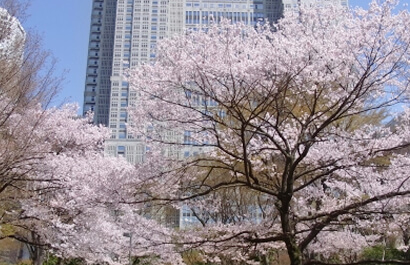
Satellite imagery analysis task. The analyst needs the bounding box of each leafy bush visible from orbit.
[361,245,407,263]
[42,255,85,265]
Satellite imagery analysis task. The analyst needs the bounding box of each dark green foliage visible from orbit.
[42,255,85,265]
[361,245,408,264]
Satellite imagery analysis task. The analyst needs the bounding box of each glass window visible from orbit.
[119,132,126,139]
[184,131,191,144]
[118,146,125,152]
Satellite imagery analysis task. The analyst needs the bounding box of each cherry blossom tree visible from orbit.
[123,1,410,264]
[18,1,410,265]
[6,104,180,265]
[22,139,183,265]
[1,0,65,261]
[0,100,110,262]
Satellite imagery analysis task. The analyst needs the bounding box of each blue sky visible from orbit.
[23,0,409,110]
[25,0,92,107]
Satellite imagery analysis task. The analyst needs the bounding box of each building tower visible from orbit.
[83,0,117,126]
[0,7,25,60]
[83,0,348,164]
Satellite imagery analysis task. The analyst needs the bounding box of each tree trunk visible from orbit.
[28,232,44,265]
[284,237,303,265]
[280,194,303,265]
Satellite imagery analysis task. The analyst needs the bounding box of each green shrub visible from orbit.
[42,255,85,265]
[361,245,407,263]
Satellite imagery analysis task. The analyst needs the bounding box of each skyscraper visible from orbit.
[84,0,117,126]
[83,0,348,164]
[0,7,27,103]
[0,7,25,60]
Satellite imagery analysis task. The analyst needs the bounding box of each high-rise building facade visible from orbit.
[84,0,117,126]
[0,7,25,60]
[83,0,348,164]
